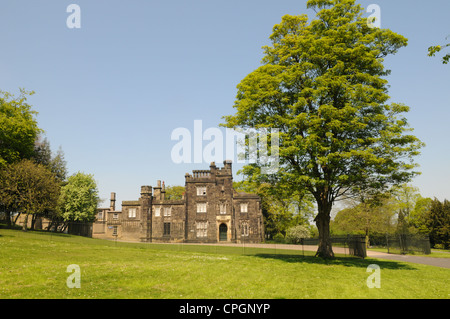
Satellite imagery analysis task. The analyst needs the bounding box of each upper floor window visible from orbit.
[155,207,161,217]
[240,203,248,213]
[219,203,227,214]
[113,213,119,220]
[98,212,103,220]
[197,186,207,196]
[164,206,172,217]
[128,208,136,218]
[197,203,207,213]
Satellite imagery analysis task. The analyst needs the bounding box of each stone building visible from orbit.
[93,161,264,243]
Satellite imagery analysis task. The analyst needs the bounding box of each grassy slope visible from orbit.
[0,229,449,299]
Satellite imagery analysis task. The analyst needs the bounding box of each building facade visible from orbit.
[93,161,264,243]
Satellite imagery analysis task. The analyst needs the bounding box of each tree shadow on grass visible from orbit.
[251,253,418,270]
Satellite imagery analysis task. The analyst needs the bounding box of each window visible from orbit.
[163,223,171,236]
[240,203,248,213]
[219,203,226,214]
[241,222,249,236]
[155,207,161,217]
[98,212,103,220]
[197,186,207,196]
[112,226,118,236]
[128,208,136,218]
[113,213,119,220]
[196,222,208,238]
[197,203,207,213]
[164,207,172,217]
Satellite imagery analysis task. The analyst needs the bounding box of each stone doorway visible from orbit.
[219,223,228,242]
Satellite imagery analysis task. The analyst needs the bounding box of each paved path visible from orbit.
[185,242,450,269]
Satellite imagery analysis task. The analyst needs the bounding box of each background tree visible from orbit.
[331,195,396,239]
[409,196,432,234]
[222,0,423,257]
[164,185,185,200]
[0,159,60,230]
[390,184,421,234]
[0,89,42,167]
[33,136,68,183]
[57,172,100,226]
[422,198,450,249]
[234,172,315,238]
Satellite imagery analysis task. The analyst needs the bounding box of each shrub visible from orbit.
[286,225,311,244]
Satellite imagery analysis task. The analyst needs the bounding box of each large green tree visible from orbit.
[0,89,42,167]
[222,0,423,257]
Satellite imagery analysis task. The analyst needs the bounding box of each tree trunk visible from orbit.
[31,214,37,230]
[5,211,12,228]
[314,200,334,258]
[22,213,29,231]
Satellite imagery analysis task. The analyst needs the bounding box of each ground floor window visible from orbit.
[112,226,118,236]
[196,221,208,238]
[241,222,249,236]
[164,222,171,236]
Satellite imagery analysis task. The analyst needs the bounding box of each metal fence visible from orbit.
[386,234,431,255]
[67,221,93,237]
[369,234,431,255]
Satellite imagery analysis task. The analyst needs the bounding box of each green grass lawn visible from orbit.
[0,228,449,299]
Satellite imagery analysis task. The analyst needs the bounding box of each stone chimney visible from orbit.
[161,181,166,201]
[110,192,116,211]
[223,159,232,174]
[154,180,162,200]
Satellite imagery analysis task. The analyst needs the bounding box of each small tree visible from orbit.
[58,172,100,225]
[0,160,60,230]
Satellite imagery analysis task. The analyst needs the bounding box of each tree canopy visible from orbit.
[222,0,423,257]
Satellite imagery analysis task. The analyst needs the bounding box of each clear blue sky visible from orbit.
[1,0,449,209]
